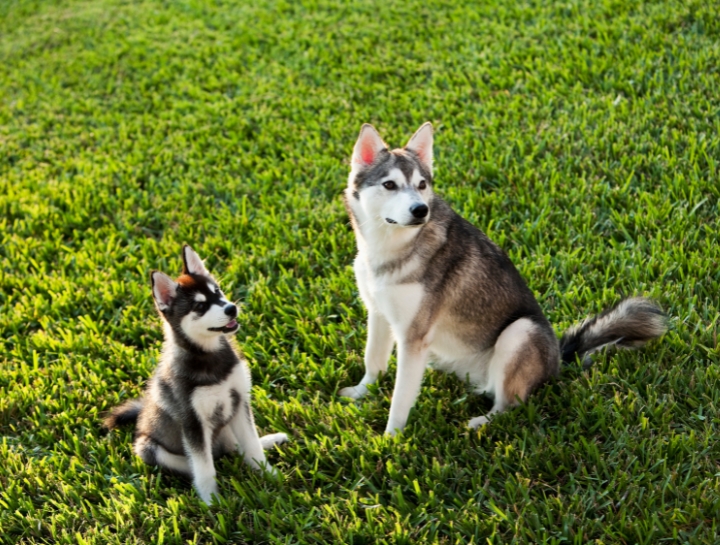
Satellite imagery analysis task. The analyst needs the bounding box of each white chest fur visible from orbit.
[356,249,491,384]
[375,281,424,337]
[355,253,425,339]
[191,363,250,428]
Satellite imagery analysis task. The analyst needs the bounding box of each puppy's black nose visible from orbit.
[410,203,428,219]
[224,304,237,318]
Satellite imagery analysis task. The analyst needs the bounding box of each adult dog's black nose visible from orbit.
[224,304,237,318]
[410,203,428,219]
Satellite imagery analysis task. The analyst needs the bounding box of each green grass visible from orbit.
[1,0,719,542]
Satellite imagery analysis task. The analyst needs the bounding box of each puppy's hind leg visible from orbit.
[468,318,556,429]
[340,311,394,400]
[218,423,286,453]
[134,433,191,475]
[259,433,288,450]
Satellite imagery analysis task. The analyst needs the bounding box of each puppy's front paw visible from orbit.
[259,462,281,480]
[339,384,368,400]
[260,432,288,450]
[195,480,220,505]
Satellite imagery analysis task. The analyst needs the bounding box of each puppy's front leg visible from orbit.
[229,400,273,473]
[182,422,218,505]
[339,310,394,400]
[384,340,428,436]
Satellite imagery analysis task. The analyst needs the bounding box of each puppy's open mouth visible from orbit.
[208,319,239,333]
[385,218,427,227]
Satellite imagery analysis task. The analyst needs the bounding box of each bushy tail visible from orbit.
[103,399,144,430]
[560,297,667,367]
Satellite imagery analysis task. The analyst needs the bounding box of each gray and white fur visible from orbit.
[340,123,667,434]
[104,245,287,504]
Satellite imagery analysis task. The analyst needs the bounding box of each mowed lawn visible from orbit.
[1,0,719,543]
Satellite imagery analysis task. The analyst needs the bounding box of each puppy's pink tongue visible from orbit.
[226,319,237,328]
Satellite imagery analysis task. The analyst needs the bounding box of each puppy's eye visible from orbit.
[382,181,397,190]
[418,180,427,190]
[194,302,207,313]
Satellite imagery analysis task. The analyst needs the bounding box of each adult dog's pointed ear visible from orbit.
[151,271,178,312]
[181,245,212,278]
[405,122,433,175]
[351,124,387,170]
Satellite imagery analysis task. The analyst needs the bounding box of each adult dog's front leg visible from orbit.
[384,340,428,436]
[340,310,394,400]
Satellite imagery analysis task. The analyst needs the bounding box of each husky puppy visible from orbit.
[105,245,287,504]
[340,123,667,435]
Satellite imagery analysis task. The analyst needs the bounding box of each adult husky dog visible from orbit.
[340,123,667,435]
[105,245,287,504]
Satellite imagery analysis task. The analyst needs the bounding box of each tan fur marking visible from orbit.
[177,274,197,288]
[502,343,549,406]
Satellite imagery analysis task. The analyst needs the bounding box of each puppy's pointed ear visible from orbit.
[151,271,178,312]
[352,124,387,170]
[182,245,212,277]
[405,122,433,174]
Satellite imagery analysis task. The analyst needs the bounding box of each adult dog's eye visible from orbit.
[382,181,397,190]
[418,180,427,190]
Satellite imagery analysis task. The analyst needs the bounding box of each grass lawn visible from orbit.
[1,0,719,542]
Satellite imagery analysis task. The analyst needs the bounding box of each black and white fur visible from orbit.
[340,123,667,435]
[105,245,287,504]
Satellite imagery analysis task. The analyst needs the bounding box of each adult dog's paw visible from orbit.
[467,415,492,429]
[338,384,369,400]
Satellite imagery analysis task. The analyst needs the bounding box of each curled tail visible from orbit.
[560,297,667,367]
[103,399,144,430]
